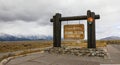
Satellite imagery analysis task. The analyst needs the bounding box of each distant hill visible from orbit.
[101,36,120,40]
[0,33,53,41]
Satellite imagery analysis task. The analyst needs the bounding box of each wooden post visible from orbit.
[87,10,92,48]
[91,12,96,48]
[53,13,61,47]
[87,10,96,48]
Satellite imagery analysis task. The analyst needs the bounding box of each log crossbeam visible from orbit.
[51,15,100,22]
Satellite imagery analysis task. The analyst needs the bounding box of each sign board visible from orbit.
[64,24,84,40]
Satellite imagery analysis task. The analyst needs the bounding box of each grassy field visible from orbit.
[0,40,120,61]
[0,40,113,53]
[1,40,120,53]
[0,41,52,53]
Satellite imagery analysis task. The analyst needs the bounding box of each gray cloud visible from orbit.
[0,0,120,39]
[0,0,56,22]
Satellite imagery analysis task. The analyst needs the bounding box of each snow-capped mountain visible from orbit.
[100,36,120,40]
[0,33,53,41]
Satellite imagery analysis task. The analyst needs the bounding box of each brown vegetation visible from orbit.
[0,41,52,53]
[0,40,119,53]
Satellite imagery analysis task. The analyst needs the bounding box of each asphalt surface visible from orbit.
[5,45,120,65]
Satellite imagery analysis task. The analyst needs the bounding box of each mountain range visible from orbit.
[0,33,53,41]
[0,33,120,41]
[100,36,120,40]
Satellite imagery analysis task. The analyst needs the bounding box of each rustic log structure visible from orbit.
[50,10,100,48]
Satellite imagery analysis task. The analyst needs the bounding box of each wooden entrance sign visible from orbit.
[50,10,100,48]
[64,24,84,40]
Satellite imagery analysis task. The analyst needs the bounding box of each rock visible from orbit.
[44,47,107,58]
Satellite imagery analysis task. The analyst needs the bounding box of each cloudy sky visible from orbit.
[0,0,120,39]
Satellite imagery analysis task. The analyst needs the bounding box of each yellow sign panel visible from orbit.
[64,24,84,39]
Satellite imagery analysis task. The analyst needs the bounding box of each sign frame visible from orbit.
[50,10,100,48]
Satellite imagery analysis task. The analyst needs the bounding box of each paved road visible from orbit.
[107,44,120,63]
[6,52,101,65]
[5,45,120,65]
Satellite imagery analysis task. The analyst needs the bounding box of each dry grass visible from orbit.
[1,40,119,53]
[0,41,52,53]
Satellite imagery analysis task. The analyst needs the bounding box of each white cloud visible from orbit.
[0,0,120,39]
[0,20,53,36]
